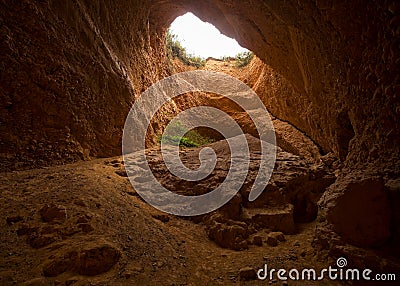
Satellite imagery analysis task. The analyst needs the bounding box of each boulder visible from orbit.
[252,235,263,246]
[39,204,67,224]
[238,267,257,280]
[242,204,296,234]
[269,232,286,242]
[266,236,278,247]
[322,177,391,247]
[43,244,121,277]
[207,222,249,250]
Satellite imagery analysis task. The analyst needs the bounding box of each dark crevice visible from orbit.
[336,110,355,161]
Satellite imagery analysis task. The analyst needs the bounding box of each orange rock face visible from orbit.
[1,1,398,173]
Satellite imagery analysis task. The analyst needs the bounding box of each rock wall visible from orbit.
[174,0,399,172]
[2,0,398,173]
[0,0,169,170]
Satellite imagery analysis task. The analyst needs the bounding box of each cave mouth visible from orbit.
[156,12,335,246]
[168,12,249,60]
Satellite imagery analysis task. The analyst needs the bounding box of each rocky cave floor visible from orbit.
[0,133,383,286]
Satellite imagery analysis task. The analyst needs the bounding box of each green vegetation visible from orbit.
[234,51,254,68]
[158,121,214,148]
[166,29,205,68]
[219,51,254,67]
[221,55,235,62]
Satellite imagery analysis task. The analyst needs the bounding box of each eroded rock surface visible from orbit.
[1,1,399,176]
[126,134,335,250]
[313,174,400,273]
[324,178,391,248]
[43,245,121,277]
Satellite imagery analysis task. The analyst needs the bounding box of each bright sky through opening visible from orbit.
[169,12,248,59]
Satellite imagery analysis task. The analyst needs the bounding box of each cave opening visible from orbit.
[157,9,335,247]
[168,12,249,60]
